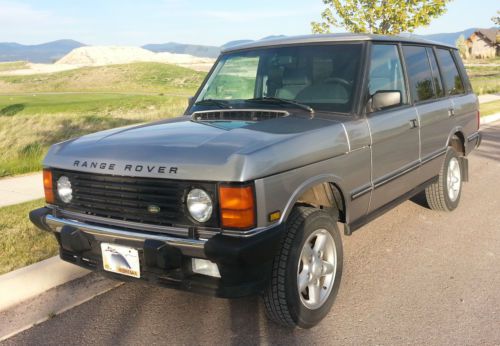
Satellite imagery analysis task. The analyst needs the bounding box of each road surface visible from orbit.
[3,122,500,345]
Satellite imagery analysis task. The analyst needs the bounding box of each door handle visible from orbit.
[448,108,455,117]
[409,119,418,129]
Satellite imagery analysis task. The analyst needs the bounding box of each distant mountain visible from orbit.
[142,42,220,58]
[418,28,477,46]
[0,39,85,63]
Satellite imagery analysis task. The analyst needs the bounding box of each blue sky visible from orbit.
[0,0,498,46]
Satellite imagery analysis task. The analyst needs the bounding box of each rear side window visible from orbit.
[436,49,465,95]
[427,48,444,98]
[402,46,434,102]
[368,44,408,105]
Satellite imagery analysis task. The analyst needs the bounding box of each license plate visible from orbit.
[101,243,140,278]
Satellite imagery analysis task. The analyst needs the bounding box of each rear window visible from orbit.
[402,46,435,102]
[436,49,465,95]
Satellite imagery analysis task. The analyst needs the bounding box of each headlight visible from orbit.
[57,176,73,203]
[186,188,213,223]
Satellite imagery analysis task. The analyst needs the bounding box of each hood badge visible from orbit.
[148,205,161,214]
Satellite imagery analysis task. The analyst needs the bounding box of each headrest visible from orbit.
[282,69,309,85]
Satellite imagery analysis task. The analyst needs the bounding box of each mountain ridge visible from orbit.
[0,29,489,62]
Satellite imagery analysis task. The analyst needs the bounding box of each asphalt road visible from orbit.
[4,122,500,345]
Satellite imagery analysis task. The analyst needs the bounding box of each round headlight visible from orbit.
[186,188,213,223]
[57,176,73,203]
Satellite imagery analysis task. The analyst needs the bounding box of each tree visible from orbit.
[311,0,452,35]
[492,10,500,25]
[455,35,468,59]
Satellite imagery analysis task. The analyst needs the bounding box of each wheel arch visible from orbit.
[281,175,347,224]
[446,127,466,156]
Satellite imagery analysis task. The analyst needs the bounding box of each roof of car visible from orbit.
[221,33,456,53]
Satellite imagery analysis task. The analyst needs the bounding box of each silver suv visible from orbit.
[30,33,481,328]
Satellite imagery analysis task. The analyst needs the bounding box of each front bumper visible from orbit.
[29,207,284,298]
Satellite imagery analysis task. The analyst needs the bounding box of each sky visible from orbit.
[0,0,498,46]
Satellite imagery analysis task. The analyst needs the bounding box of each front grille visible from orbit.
[52,169,218,228]
[192,109,288,121]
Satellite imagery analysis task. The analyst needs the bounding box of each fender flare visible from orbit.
[445,126,465,154]
[280,174,347,224]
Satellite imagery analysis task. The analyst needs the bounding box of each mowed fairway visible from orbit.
[0,62,206,177]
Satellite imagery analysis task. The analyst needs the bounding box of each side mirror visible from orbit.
[371,90,401,111]
[188,96,194,105]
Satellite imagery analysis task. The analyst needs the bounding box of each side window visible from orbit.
[402,46,435,102]
[368,44,407,105]
[436,48,465,95]
[427,48,444,98]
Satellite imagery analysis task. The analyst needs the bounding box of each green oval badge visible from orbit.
[147,205,161,214]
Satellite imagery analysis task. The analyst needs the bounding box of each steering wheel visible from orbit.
[324,77,352,88]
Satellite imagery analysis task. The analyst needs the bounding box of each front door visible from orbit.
[366,44,420,212]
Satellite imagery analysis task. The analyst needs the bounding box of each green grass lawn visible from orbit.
[480,100,500,117]
[0,93,191,177]
[0,199,58,275]
[466,64,500,95]
[0,62,206,177]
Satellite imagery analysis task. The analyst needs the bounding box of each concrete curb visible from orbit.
[480,112,500,126]
[0,273,122,342]
[0,256,89,312]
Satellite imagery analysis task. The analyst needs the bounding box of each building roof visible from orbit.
[222,33,457,53]
[475,29,499,44]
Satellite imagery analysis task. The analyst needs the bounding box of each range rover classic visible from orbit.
[30,34,481,328]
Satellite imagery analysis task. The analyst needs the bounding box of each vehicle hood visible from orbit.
[44,114,349,181]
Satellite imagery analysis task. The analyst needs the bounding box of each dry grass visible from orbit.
[0,199,58,275]
[0,62,205,94]
[0,93,189,176]
[0,61,29,72]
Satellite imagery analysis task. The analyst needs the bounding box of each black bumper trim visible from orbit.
[29,207,285,298]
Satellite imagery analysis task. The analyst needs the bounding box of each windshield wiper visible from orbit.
[194,99,232,109]
[245,97,314,113]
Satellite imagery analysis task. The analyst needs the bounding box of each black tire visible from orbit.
[425,147,462,212]
[263,206,343,328]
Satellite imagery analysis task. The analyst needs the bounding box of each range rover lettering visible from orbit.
[30,34,481,328]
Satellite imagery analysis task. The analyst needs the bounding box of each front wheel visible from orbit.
[263,206,343,328]
[425,147,462,211]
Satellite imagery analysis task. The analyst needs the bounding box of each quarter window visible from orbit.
[368,44,407,105]
[402,46,434,102]
[436,48,465,95]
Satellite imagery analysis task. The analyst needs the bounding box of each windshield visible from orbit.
[195,43,363,113]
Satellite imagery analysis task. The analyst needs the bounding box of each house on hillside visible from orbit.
[466,29,499,59]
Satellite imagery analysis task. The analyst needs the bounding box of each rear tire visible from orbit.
[263,206,343,328]
[425,148,462,211]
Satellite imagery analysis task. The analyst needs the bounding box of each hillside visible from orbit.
[143,42,220,58]
[419,28,477,46]
[0,40,85,63]
[0,62,206,94]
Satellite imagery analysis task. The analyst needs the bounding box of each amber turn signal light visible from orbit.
[43,169,54,204]
[219,185,255,229]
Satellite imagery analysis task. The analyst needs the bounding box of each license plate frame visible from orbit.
[101,243,141,278]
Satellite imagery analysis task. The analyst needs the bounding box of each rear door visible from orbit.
[401,45,451,182]
[367,43,420,212]
[435,48,478,144]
